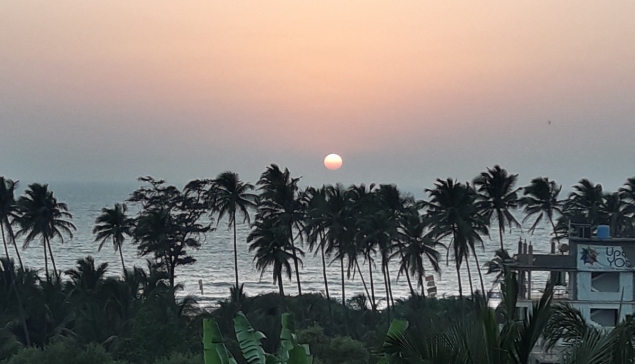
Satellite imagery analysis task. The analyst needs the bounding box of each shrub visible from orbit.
[1,342,122,364]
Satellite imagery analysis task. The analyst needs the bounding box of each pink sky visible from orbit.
[2,1,635,193]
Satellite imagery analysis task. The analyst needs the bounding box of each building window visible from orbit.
[591,272,620,292]
[590,308,618,327]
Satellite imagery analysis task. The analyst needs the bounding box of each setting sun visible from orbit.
[324,154,343,170]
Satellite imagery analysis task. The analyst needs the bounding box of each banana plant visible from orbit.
[203,312,312,364]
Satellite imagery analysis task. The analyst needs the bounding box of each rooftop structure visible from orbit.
[507,224,634,364]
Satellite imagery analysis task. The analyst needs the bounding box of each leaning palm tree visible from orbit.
[212,171,257,292]
[473,165,521,251]
[519,177,564,244]
[425,178,489,298]
[247,217,302,297]
[16,183,76,280]
[394,210,443,296]
[0,177,23,268]
[93,203,134,273]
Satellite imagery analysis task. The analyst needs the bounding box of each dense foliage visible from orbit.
[2,166,635,363]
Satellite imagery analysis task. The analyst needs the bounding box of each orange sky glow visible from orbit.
[2,1,635,190]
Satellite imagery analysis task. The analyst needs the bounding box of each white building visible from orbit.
[508,225,635,364]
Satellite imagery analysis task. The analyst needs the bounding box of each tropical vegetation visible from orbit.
[2,165,635,363]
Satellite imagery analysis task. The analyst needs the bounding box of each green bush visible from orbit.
[153,353,203,364]
[1,342,122,364]
[297,325,370,364]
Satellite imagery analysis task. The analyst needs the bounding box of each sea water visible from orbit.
[8,181,554,306]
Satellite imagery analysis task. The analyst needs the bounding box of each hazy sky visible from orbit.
[2,1,635,195]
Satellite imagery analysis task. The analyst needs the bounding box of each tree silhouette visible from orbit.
[16,183,75,280]
[93,203,134,274]
[212,171,257,294]
[473,165,521,251]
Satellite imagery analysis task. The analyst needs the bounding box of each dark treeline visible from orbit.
[1,167,635,363]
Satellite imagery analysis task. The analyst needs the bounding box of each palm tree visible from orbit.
[394,210,443,296]
[319,184,355,306]
[93,203,134,273]
[382,272,556,364]
[602,192,632,237]
[425,178,489,298]
[519,177,564,244]
[212,171,257,292]
[567,179,606,226]
[256,164,305,295]
[544,303,635,363]
[0,177,23,268]
[375,184,416,304]
[301,186,331,302]
[473,165,521,251]
[16,183,76,280]
[248,217,302,297]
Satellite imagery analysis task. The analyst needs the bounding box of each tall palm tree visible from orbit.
[301,186,331,302]
[256,164,305,295]
[425,178,488,298]
[247,217,302,297]
[16,183,76,280]
[0,177,23,267]
[93,203,134,273]
[319,184,355,306]
[473,165,521,251]
[212,171,257,292]
[519,177,564,244]
[394,210,443,296]
[375,184,416,303]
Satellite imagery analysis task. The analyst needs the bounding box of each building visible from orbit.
[507,225,635,364]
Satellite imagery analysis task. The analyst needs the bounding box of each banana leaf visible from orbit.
[203,318,238,364]
[234,312,273,364]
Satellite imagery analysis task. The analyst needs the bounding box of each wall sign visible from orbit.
[578,245,633,271]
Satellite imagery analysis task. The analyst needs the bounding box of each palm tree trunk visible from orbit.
[368,260,376,311]
[549,217,561,244]
[278,272,285,297]
[381,264,390,312]
[398,251,416,296]
[355,259,371,302]
[340,257,346,306]
[498,221,505,251]
[320,245,330,301]
[385,262,395,307]
[466,260,475,296]
[43,239,49,280]
[46,237,59,280]
[119,246,126,274]
[1,223,10,261]
[233,218,239,290]
[473,253,486,296]
[455,263,463,299]
[289,227,302,296]
[6,224,23,269]
[452,230,463,300]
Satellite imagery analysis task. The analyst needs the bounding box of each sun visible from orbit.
[324,154,343,170]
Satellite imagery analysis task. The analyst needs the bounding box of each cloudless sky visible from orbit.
[2,1,635,195]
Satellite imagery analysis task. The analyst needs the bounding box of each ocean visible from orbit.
[8,181,554,306]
